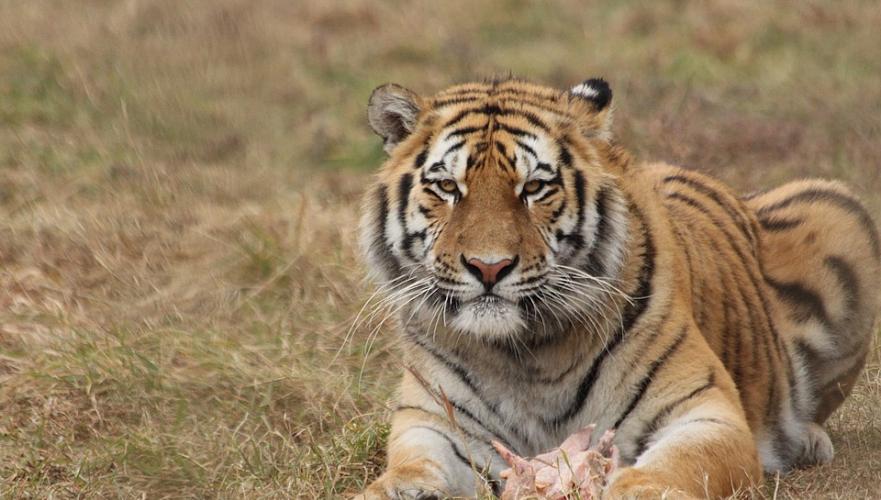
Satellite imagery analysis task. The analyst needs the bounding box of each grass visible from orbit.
[0,0,879,498]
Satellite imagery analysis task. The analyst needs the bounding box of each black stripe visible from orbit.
[396,405,484,441]
[479,104,502,115]
[789,256,862,398]
[665,192,748,253]
[515,110,550,132]
[730,297,743,387]
[443,107,478,128]
[547,204,656,427]
[492,122,536,139]
[634,371,716,457]
[414,148,428,169]
[533,187,559,203]
[764,276,832,328]
[439,86,491,96]
[516,140,538,160]
[720,298,733,370]
[758,216,804,231]
[406,331,531,449]
[663,175,757,246]
[619,309,673,368]
[493,142,516,171]
[669,221,706,328]
[613,328,688,430]
[447,126,483,138]
[441,106,551,133]
[499,98,571,117]
[549,197,567,224]
[486,84,560,102]
[583,186,611,277]
[407,333,494,410]
[532,354,583,385]
[535,162,554,174]
[489,86,557,100]
[557,140,573,168]
[511,273,548,287]
[397,174,419,261]
[409,425,501,495]
[433,96,482,108]
[397,174,412,226]
[411,426,472,466]
[756,187,880,259]
[824,255,860,313]
[395,404,507,453]
[558,170,587,249]
[722,288,753,388]
[444,140,467,156]
[422,187,444,202]
[619,206,657,331]
[371,185,403,277]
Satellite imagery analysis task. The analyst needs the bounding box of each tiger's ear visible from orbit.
[368,83,423,154]
[567,78,613,141]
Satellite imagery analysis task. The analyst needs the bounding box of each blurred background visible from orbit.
[1,0,879,497]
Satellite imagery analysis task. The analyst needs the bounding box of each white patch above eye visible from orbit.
[423,136,464,173]
[512,135,559,201]
[421,136,471,198]
[452,146,469,196]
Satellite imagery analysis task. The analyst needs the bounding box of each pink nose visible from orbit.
[463,256,517,288]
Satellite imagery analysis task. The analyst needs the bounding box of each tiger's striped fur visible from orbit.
[355,78,880,499]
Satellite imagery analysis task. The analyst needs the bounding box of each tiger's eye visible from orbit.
[438,179,458,194]
[522,180,544,195]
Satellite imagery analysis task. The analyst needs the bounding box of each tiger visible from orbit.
[354,77,880,499]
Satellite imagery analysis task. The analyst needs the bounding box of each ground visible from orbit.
[1,1,880,498]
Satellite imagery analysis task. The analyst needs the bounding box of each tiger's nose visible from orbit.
[462,255,518,289]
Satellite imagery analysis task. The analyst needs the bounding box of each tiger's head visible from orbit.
[360,78,632,346]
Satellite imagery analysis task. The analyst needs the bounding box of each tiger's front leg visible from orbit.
[355,373,502,499]
[356,420,475,500]
[355,411,497,499]
[607,397,761,499]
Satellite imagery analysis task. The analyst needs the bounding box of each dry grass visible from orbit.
[0,0,879,498]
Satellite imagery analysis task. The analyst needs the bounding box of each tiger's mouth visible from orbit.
[448,292,527,339]
[468,293,512,313]
[473,293,504,304]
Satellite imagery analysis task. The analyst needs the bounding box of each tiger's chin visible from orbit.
[449,295,526,339]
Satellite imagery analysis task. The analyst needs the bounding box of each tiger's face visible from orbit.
[360,79,631,345]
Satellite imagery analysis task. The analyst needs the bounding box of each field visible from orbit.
[1,0,880,498]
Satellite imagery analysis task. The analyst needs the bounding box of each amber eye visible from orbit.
[522,180,544,195]
[437,179,459,194]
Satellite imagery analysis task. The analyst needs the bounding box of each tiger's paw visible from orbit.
[605,467,697,500]
[800,422,834,466]
[353,463,448,500]
[352,487,442,500]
